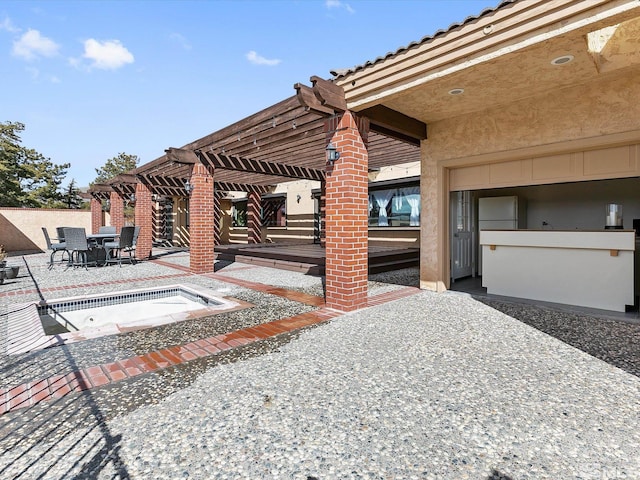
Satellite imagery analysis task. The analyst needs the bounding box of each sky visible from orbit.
[1,0,493,187]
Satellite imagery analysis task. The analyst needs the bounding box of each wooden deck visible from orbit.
[215,243,419,275]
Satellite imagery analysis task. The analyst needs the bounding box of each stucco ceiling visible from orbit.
[340,4,640,125]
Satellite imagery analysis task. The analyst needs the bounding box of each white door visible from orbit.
[450,191,474,281]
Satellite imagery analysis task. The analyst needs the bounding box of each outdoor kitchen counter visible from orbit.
[480,229,636,312]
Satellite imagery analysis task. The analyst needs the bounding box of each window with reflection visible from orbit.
[368,184,420,227]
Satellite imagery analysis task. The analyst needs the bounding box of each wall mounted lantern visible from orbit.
[326,143,340,165]
[184,180,194,195]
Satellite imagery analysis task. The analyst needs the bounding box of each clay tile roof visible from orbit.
[330,0,518,79]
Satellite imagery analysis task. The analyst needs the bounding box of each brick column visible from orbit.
[90,197,102,234]
[324,111,369,312]
[134,183,153,260]
[189,163,215,273]
[109,192,125,233]
[247,192,262,244]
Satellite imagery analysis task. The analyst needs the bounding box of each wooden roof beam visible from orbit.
[311,76,347,112]
[195,106,322,158]
[144,174,186,189]
[214,182,270,195]
[198,150,325,182]
[184,96,302,152]
[360,105,427,145]
[218,122,326,162]
[165,147,199,164]
[138,174,188,196]
[294,83,335,116]
[155,186,185,196]
[105,173,138,186]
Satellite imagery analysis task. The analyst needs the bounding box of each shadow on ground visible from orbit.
[476,297,640,378]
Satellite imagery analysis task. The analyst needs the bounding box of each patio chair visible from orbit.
[104,226,136,267]
[56,227,70,243]
[124,226,141,263]
[63,227,98,270]
[99,226,117,235]
[42,227,67,269]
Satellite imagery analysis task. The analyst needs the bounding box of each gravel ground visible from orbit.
[2,254,640,479]
[476,297,640,378]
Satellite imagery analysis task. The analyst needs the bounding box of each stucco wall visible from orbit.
[0,208,93,253]
[426,70,640,163]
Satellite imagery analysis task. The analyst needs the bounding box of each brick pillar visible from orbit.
[214,193,223,246]
[324,111,369,312]
[189,163,215,273]
[109,192,125,233]
[90,197,102,234]
[247,192,262,244]
[134,183,153,260]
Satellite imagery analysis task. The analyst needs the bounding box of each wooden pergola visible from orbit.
[89,77,426,311]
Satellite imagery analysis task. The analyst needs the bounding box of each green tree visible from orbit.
[92,152,139,185]
[62,178,83,209]
[0,121,69,207]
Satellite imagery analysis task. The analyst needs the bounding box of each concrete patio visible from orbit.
[1,249,639,479]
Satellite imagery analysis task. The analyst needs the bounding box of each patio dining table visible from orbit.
[87,232,119,246]
[86,232,119,266]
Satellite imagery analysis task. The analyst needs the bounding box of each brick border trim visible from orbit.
[1,307,340,414]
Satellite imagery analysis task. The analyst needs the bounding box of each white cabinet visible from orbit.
[480,230,635,312]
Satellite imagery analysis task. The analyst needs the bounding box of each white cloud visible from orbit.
[246,50,281,66]
[325,0,355,14]
[169,32,191,50]
[82,38,134,70]
[12,29,59,60]
[0,17,20,33]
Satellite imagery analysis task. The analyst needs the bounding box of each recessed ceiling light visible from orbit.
[448,88,465,95]
[551,55,574,66]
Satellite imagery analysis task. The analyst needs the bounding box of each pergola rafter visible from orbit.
[214,182,270,195]
[89,183,112,201]
[197,150,325,182]
[107,173,137,196]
